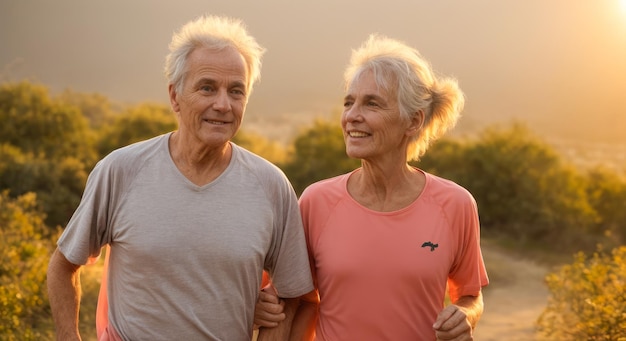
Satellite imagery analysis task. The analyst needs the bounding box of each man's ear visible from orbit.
[168,84,180,113]
[406,110,425,137]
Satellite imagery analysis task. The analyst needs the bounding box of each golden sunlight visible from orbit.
[621,0,626,13]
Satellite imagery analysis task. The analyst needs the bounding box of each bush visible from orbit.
[419,124,599,248]
[281,118,359,194]
[0,144,88,228]
[585,167,626,243]
[537,246,626,340]
[0,81,96,166]
[0,191,59,340]
[95,103,177,158]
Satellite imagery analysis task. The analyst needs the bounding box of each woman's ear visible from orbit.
[406,110,425,137]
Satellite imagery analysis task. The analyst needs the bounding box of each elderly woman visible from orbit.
[257,34,489,341]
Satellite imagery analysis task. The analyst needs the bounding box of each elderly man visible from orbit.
[47,14,313,341]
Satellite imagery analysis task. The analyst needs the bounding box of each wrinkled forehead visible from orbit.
[186,45,250,84]
[347,67,397,97]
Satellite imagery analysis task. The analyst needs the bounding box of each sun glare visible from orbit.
[621,0,626,13]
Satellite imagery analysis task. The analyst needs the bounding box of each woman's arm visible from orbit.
[432,291,484,340]
[256,289,318,341]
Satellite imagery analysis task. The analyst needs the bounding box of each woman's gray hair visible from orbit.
[344,34,465,161]
[164,14,266,96]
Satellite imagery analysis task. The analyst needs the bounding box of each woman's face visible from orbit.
[341,70,414,163]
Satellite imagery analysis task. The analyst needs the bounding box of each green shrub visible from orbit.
[0,144,88,228]
[585,167,626,243]
[281,118,360,194]
[419,124,602,249]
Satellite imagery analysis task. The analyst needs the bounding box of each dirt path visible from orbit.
[473,244,551,341]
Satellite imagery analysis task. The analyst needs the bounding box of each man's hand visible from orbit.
[432,304,473,341]
[254,285,286,329]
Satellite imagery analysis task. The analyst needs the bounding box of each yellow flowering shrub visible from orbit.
[0,191,59,340]
[537,246,626,340]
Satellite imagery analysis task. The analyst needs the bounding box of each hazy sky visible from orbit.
[2,0,626,144]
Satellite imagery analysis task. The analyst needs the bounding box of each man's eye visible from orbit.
[367,101,378,107]
[200,86,212,92]
[343,101,353,108]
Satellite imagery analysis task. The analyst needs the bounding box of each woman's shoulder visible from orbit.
[301,173,350,198]
[423,171,476,204]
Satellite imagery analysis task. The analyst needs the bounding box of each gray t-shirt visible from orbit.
[58,133,313,340]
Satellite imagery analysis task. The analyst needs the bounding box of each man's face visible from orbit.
[169,46,249,150]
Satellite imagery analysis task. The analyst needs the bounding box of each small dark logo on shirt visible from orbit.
[421,241,439,252]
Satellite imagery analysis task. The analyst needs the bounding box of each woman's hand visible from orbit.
[253,285,286,329]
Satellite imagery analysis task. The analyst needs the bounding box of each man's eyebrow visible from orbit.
[193,78,247,91]
[230,80,247,90]
[195,78,217,86]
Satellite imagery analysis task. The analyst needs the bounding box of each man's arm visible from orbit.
[47,248,83,341]
[432,291,484,340]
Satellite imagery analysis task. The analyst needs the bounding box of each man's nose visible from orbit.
[213,89,231,112]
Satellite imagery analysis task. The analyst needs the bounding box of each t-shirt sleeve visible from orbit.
[264,176,314,298]
[57,159,115,265]
[447,192,489,302]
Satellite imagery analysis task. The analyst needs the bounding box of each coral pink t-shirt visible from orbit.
[299,169,489,341]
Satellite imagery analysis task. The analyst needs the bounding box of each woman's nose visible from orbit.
[344,105,362,122]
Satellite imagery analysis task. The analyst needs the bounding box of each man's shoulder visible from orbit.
[231,143,286,177]
[230,143,297,200]
[107,134,167,159]
[95,134,168,175]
